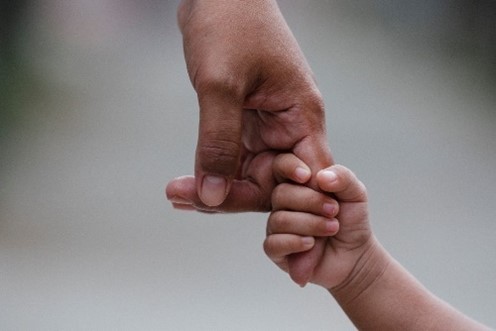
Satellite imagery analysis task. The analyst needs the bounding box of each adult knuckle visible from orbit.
[296,86,324,113]
[195,67,244,100]
[290,88,326,133]
[197,136,241,175]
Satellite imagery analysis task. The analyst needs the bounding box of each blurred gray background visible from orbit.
[1,0,495,330]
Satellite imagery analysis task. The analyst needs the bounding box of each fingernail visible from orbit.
[301,236,315,247]
[323,203,335,216]
[172,203,196,211]
[321,170,337,183]
[325,220,339,234]
[294,167,311,183]
[200,175,227,206]
[169,196,192,205]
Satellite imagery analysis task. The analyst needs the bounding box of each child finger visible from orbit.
[273,153,311,184]
[272,183,339,218]
[316,164,368,203]
[268,210,340,237]
[263,234,315,261]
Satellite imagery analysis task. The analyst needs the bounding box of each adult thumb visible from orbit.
[195,89,243,207]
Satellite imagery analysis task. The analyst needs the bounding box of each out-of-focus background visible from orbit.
[1,0,495,329]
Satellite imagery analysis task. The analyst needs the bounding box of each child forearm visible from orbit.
[330,237,490,331]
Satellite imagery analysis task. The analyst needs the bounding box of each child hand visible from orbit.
[264,154,373,289]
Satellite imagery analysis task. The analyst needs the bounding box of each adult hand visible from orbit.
[166,0,333,281]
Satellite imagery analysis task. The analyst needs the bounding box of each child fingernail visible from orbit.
[295,166,310,182]
[302,236,315,247]
[321,170,337,183]
[323,203,335,216]
[172,203,196,211]
[325,220,339,233]
[169,196,192,205]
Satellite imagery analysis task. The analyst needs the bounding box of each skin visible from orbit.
[265,154,490,330]
[166,0,333,282]
[267,155,371,288]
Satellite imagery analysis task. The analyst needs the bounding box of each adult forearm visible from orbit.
[178,0,280,33]
[330,238,489,330]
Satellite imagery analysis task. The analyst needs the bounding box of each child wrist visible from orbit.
[328,236,390,305]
